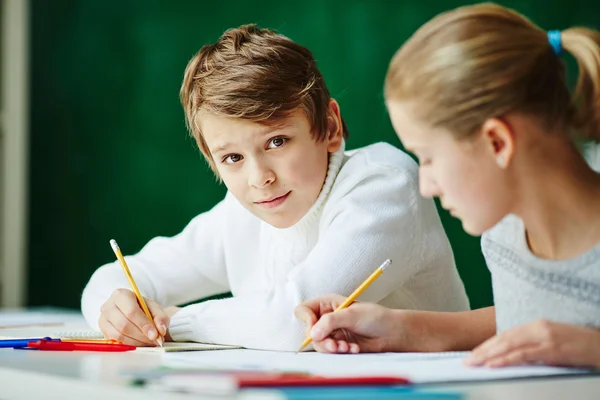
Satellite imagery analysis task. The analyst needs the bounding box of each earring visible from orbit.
[497,155,505,167]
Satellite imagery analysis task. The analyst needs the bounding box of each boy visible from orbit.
[81,24,469,351]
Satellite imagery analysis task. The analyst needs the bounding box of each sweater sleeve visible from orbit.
[169,159,435,351]
[81,197,231,330]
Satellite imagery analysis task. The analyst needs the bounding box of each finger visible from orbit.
[466,327,533,366]
[114,291,159,341]
[98,314,153,347]
[311,338,338,354]
[323,338,340,353]
[146,300,169,337]
[311,340,329,353]
[97,314,110,339]
[109,306,155,344]
[101,301,154,344]
[295,298,323,315]
[484,345,543,368]
[311,309,355,341]
[337,340,350,353]
[465,337,505,366]
[349,342,360,354]
[293,304,318,332]
[320,294,350,312]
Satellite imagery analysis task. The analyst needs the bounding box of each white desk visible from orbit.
[1,309,599,399]
[0,309,250,399]
[0,347,288,400]
[2,348,600,400]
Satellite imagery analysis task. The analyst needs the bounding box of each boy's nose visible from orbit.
[249,162,276,188]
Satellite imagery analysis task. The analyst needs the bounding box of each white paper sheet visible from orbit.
[161,349,589,384]
[137,342,242,352]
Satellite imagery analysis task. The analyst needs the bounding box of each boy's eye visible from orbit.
[223,154,243,164]
[267,137,287,149]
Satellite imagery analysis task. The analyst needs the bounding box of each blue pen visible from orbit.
[0,337,59,348]
[268,387,463,400]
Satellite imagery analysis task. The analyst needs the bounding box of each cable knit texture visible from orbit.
[81,142,469,351]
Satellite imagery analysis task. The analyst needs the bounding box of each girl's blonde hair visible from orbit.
[385,3,600,141]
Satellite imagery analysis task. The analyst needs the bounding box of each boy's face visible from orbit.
[201,105,343,228]
[387,101,512,236]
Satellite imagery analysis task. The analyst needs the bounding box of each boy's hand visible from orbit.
[98,288,171,346]
[465,319,600,368]
[294,294,412,353]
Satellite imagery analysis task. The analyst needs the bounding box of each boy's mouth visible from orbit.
[254,191,291,209]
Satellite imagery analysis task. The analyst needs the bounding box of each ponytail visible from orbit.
[562,28,600,141]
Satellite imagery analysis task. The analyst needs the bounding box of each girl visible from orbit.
[295,3,600,368]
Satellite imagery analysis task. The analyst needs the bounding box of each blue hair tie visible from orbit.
[548,30,563,55]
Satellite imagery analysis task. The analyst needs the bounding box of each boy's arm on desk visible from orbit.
[81,198,231,330]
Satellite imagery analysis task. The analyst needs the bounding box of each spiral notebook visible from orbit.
[54,330,105,339]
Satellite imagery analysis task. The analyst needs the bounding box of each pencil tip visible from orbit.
[156,337,164,347]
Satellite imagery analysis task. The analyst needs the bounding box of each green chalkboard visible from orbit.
[29,0,598,310]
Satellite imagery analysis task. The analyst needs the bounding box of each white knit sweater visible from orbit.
[81,142,469,351]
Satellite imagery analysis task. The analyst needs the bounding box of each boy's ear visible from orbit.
[480,117,515,169]
[326,99,344,152]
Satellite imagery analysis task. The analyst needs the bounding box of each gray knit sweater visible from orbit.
[482,141,600,332]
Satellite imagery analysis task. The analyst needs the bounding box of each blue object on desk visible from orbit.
[0,337,57,348]
[267,386,463,400]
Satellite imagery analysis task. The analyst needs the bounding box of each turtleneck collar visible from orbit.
[264,140,346,237]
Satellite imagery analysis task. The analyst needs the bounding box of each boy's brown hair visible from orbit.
[180,24,349,172]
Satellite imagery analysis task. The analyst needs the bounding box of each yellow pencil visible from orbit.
[110,239,163,347]
[296,259,392,353]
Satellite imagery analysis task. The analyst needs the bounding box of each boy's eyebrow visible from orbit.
[211,142,235,154]
[259,122,292,135]
[210,122,294,154]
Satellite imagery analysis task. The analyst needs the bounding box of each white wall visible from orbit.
[1,0,29,307]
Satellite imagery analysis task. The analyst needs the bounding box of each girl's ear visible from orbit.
[480,117,515,169]
[326,99,344,153]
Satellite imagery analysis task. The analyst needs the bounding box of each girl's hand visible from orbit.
[294,294,415,353]
[465,319,600,368]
